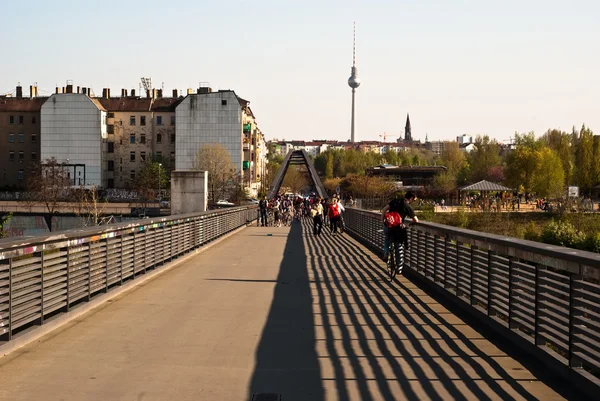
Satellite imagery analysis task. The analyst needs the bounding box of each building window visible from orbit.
[18,133,24,143]
[170,133,175,144]
[140,152,146,162]
[120,166,123,172]
[140,116,146,126]
[9,115,14,124]
[170,116,175,125]
[170,152,175,162]
[155,151,162,162]
[32,117,36,124]
[107,142,114,153]
[130,134,136,144]
[107,112,114,118]
[129,116,136,126]
[31,152,37,161]
[8,133,14,143]
[107,125,114,135]
[130,151,136,162]
[156,116,163,126]
[18,170,24,180]
[130,170,136,180]
[18,115,24,124]
[9,151,14,161]
[140,134,146,144]
[156,133,162,144]
[31,133,37,142]
[19,151,24,161]
[107,160,114,171]
[107,178,114,188]
[221,100,227,106]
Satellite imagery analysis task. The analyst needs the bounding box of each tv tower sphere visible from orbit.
[348,71,361,88]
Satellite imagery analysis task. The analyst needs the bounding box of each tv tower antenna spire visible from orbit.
[348,22,361,143]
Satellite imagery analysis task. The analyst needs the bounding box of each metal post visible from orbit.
[508,256,517,329]
[568,270,583,368]
[469,246,475,305]
[7,258,12,341]
[66,247,71,312]
[487,250,493,316]
[534,264,545,345]
[455,241,460,296]
[39,250,45,324]
[120,235,124,285]
[443,236,449,289]
[105,237,109,292]
[433,235,438,281]
[87,243,92,301]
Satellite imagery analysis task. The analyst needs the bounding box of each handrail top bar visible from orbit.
[350,207,600,268]
[0,205,257,252]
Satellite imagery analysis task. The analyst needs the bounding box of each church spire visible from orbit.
[404,113,412,142]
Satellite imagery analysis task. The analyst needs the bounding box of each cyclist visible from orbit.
[381,191,419,274]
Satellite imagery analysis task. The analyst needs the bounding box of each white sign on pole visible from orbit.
[568,186,579,198]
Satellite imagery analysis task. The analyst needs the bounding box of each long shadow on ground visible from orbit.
[247,222,324,400]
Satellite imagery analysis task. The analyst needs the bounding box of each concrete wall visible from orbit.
[175,92,242,173]
[170,170,208,215]
[41,94,106,187]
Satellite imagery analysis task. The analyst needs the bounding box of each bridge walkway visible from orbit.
[0,221,578,401]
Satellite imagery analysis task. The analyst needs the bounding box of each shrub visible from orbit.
[523,221,540,241]
[584,232,600,253]
[540,220,586,249]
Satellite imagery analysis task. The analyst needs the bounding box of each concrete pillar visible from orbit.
[171,170,208,215]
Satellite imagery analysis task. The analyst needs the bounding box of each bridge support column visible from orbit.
[171,171,208,215]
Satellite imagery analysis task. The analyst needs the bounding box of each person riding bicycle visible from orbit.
[381,191,419,273]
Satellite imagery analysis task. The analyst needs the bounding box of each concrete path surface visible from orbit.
[0,221,584,401]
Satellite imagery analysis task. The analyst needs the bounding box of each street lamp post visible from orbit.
[158,163,162,202]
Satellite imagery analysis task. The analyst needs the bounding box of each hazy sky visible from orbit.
[2,0,599,143]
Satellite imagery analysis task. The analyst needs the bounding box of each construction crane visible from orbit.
[140,77,152,92]
[378,132,388,142]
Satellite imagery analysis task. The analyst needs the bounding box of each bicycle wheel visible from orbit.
[387,242,397,281]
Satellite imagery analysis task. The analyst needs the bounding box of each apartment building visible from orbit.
[41,89,107,187]
[98,89,181,188]
[175,89,267,194]
[0,86,46,188]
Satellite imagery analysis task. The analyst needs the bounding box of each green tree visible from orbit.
[532,148,565,199]
[433,171,457,196]
[575,124,595,191]
[134,161,169,200]
[194,144,237,204]
[325,154,334,179]
[439,142,466,174]
[593,135,600,188]
[541,129,573,186]
[282,167,309,194]
[468,135,502,182]
[504,133,541,195]
[0,213,12,238]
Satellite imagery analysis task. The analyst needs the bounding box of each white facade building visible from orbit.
[175,91,243,173]
[41,94,107,187]
[457,134,474,144]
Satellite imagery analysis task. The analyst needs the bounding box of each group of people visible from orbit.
[258,191,419,276]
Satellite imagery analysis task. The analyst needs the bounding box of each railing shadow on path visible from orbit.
[247,222,324,401]
[247,217,589,400]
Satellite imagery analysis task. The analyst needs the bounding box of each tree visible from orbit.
[594,135,600,188]
[346,174,396,198]
[433,171,457,197]
[532,148,565,199]
[323,178,341,194]
[73,186,110,226]
[504,135,539,194]
[282,167,309,194]
[26,157,71,214]
[194,144,237,203]
[0,213,12,238]
[575,124,595,191]
[468,135,502,182]
[541,129,573,186]
[439,142,466,174]
[134,161,169,201]
[325,154,334,179]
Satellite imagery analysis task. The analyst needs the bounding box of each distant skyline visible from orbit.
[2,1,599,143]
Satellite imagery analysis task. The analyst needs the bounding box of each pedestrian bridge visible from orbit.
[0,207,598,400]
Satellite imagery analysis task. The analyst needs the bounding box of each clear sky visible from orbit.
[2,0,599,143]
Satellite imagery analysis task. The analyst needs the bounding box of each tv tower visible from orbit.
[348,22,361,143]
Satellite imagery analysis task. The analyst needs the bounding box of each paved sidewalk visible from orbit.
[0,222,579,401]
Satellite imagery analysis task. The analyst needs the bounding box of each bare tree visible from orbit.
[26,158,71,215]
[73,186,111,227]
[282,167,310,194]
[194,144,237,204]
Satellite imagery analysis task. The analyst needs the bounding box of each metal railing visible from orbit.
[343,207,600,393]
[0,206,257,343]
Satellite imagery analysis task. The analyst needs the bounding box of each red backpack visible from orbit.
[328,204,340,218]
[384,211,402,229]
